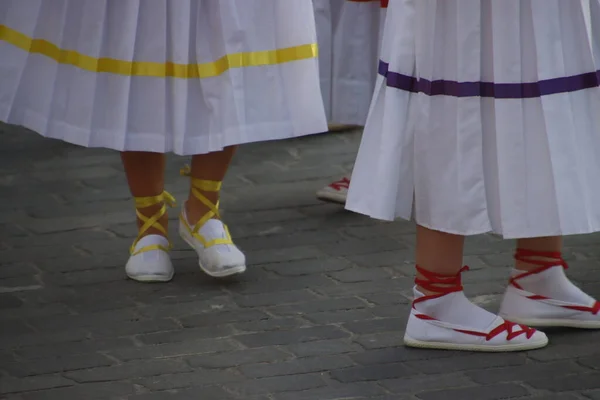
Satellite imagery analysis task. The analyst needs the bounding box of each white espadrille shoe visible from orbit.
[179,168,245,278]
[125,192,176,283]
[499,249,600,329]
[404,265,548,352]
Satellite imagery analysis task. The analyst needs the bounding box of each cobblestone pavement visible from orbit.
[2,122,600,400]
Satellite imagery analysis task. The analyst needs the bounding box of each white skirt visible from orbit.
[346,0,600,239]
[0,0,327,155]
[313,0,387,126]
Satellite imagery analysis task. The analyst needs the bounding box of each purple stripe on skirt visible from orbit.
[378,60,600,99]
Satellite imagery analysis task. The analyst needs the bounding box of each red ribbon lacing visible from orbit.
[329,177,350,191]
[413,265,536,341]
[512,248,600,315]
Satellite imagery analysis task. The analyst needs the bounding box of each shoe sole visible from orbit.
[403,335,549,352]
[127,272,174,283]
[316,191,347,205]
[500,315,600,329]
[180,231,246,278]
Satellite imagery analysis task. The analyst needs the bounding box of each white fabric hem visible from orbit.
[4,104,327,155]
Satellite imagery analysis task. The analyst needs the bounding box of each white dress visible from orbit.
[313,0,387,126]
[346,0,600,239]
[0,0,327,155]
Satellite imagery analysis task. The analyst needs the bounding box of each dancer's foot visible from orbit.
[125,192,175,282]
[316,176,350,205]
[179,169,245,277]
[499,249,600,329]
[404,266,548,351]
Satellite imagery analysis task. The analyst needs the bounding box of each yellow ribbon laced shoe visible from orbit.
[178,166,246,278]
[125,191,176,283]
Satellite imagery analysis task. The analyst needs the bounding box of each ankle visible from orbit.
[136,209,169,238]
[514,248,565,272]
[184,197,220,225]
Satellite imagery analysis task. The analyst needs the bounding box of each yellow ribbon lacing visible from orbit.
[179,165,233,248]
[130,191,176,255]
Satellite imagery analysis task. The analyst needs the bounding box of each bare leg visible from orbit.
[499,234,600,330]
[121,151,167,236]
[515,236,562,271]
[416,225,465,283]
[185,146,236,223]
[415,225,465,294]
[179,146,245,278]
[405,225,547,351]
[121,151,174,282]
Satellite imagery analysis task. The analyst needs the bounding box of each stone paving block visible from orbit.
[223,373,327,396]
[235,325,350,348]
[273,382,387,400]
[42,267,129,287]
[0,223,30,239]
[186,347,292,369]
[0,245,83,264]
[522,396,583,400]
[233,289,319,308]
[244,245,327,265]
[233,317,306,333]
[527,372,600,392]
[26,308,140,332]
[330,362,417,383]
[359,292,410,306]
[465,360,588,384]
[2,329,91,350]
[0,374,75,395]
[0,292,24,309]
[64,359,192,383]
[137,296,238,319]
[328,266,393,283]
[381,372,475,394]
[267,297,368,316]
[235,230,344,252]
[179,309,269,328]
[15,337,135,360]
[263,258,352,276]
[343,318,405,335]
[406,353,527,374]
[25,211,136,234]
[314,278,412,297]
[286,339,361,357]
[20,381,138,400]
[128,385,236,400]
[137,325,235,345]
[240,355,355,379]
[347,249,415,269]
[2,353,116,377]
[304,309,374,324]
[319,237,405,257]
[0,262,38,279]
[108,338,239,362]
[416,383,530,400]
[135,369,244,391]
[0,320,35,336]
[585,391,600,400]
[354,332,405,350]
[4,126,600,400]
[0,275,42,292]
[231,275,336,295]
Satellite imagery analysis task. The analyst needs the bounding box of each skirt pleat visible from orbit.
[347,0,600,238]
[313,0,386,125]
[0,0,327,155]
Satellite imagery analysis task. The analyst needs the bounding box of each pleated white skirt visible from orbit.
[0,0,327,155]
[313,0,386,125]
[346,0,600,239]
